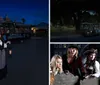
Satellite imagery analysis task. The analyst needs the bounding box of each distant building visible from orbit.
[0,15,48,35]
[0,15,32,34]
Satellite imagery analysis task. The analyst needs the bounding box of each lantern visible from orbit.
[9,49,12,55]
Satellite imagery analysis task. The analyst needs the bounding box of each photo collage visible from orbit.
[50,0,100,85]
[0,0,100,85]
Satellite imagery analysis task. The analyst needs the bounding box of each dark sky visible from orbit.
[0,0,48,25]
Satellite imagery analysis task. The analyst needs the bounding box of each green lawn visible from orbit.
[50,25,76,36]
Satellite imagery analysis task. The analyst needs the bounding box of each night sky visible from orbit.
[0,0,48,25]
[51,0,100,21]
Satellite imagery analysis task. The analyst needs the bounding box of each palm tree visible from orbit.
[21,18,26,24]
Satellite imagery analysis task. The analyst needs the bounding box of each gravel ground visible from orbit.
[53,72,79,85]
[53,72,100,85]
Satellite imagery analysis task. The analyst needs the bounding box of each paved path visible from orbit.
[51,35,100,42]
[0,37,48,85]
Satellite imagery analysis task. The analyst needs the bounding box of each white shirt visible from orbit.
[4,43,7,48]
[92,61,100,78]
[0,40,10,48]
[0,40,2,46]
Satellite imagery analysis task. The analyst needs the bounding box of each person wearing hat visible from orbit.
[62,45,85,80]
[84,48,100,78]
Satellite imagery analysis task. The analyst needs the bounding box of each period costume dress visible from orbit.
[0,39,7,80]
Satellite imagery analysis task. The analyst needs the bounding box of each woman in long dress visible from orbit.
[0,34,7,80]
[84,49,100,78]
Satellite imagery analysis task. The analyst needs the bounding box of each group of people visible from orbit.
[50,45,100,85]
[0,33,12,80]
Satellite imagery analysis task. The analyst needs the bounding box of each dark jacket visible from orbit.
[62,54,85,79]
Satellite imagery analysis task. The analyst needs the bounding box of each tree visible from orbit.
[51,0,97,30]
[95,11,100,23]
[0,16,4,23]
[72,10,82,30]
[81,11,91,22]
[21,18,26,24]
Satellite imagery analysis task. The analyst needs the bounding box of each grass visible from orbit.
[50,25,76,36]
